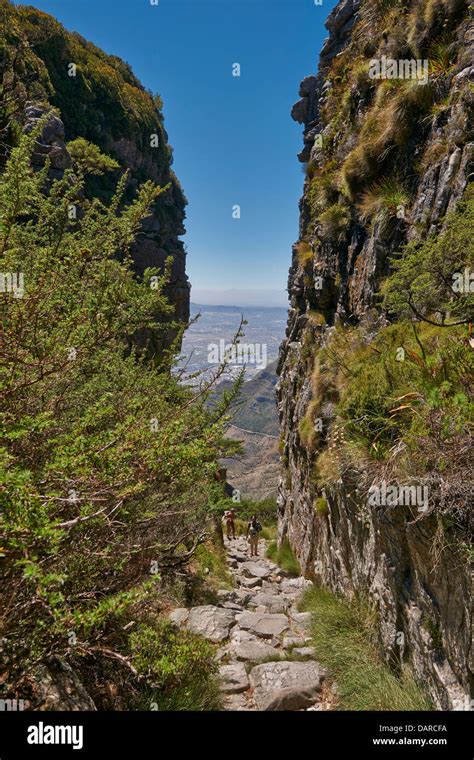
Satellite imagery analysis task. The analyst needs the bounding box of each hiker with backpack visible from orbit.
[223,508,236,540]
[246,514,262,557]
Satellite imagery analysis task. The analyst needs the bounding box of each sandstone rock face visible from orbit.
[278,0,473,709]
[24,103,71,176]
[19,15,190,347]
[249,661,325,711]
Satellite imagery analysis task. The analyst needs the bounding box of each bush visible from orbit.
[315,497,329,516]
[130,622,220,711]
[295,240,313,267]
[357,178,411,230]
[0,126,236,696]
[67,137,119,175]
[310,319,473,531]
[383,187,474,326]
[318,202,350,240]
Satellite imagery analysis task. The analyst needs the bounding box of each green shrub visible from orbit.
[130,622,220,711]
[300,587,433,710]
[358,178,411,230]
[0,126,235,695]
[318,202,350,240]
[67,137,120,175]
[383,187,474,326]
[295,240,314,267]
[194,542,232,591]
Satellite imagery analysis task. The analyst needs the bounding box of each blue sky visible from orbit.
[15,0,337,305]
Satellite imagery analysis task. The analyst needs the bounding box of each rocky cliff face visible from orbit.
[277,0,472,709]
[1,0,189,339]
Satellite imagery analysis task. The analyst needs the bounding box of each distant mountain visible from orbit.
[221,359,279,437]
[218,359,281,500]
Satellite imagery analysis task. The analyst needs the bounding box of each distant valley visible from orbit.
[180,305,286,499]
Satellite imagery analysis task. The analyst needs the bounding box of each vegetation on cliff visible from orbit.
[279,0,473,707]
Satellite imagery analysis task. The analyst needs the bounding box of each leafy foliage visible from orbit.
[0,127,236,701]
[67,137,119,175]
[311,319,473,531]
[383,187,474,325]
[266,538,300,576]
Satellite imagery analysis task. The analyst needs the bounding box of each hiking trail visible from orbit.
[169,535,333,711]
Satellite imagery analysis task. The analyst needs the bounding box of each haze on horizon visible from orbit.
[190,288,289,308]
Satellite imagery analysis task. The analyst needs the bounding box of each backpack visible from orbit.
[255,521,262,532]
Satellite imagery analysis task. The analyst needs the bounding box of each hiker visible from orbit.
[223,508,236,540]
[246,514,262,557]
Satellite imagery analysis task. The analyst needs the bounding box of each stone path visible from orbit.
[169,536,329,711]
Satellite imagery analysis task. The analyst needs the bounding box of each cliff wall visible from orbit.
[277,0,473,709]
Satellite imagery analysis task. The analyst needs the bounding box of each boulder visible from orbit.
[290,611,313,631]
[222,693,252,711]
[282,635,307,650]
[249,592,290,614]
[249,660,324,711]
[219,663,249,694]
[230,638,282,663]
[281,577,313,594]
[241,562,271,580]
[238,576,262,589]
[29,657,96,711]
[169,608,189,626]
[238,612,289,639]
[293,646,316,658]
[185,606,236,643]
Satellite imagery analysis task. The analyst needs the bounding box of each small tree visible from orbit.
[383,188,474,326]
[67,137,120,175]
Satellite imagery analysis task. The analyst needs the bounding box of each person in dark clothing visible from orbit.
[246,514,262,556]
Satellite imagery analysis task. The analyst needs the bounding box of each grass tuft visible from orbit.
[299,587,433,711]
[266,538,301,576]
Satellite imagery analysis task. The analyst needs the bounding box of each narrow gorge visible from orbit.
[0,0,472,723]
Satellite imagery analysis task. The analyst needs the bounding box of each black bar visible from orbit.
[0,710,471,758]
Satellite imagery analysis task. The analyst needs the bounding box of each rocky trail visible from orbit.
[170,536,332,711]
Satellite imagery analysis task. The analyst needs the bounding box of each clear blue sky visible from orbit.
[15,0,337,305]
